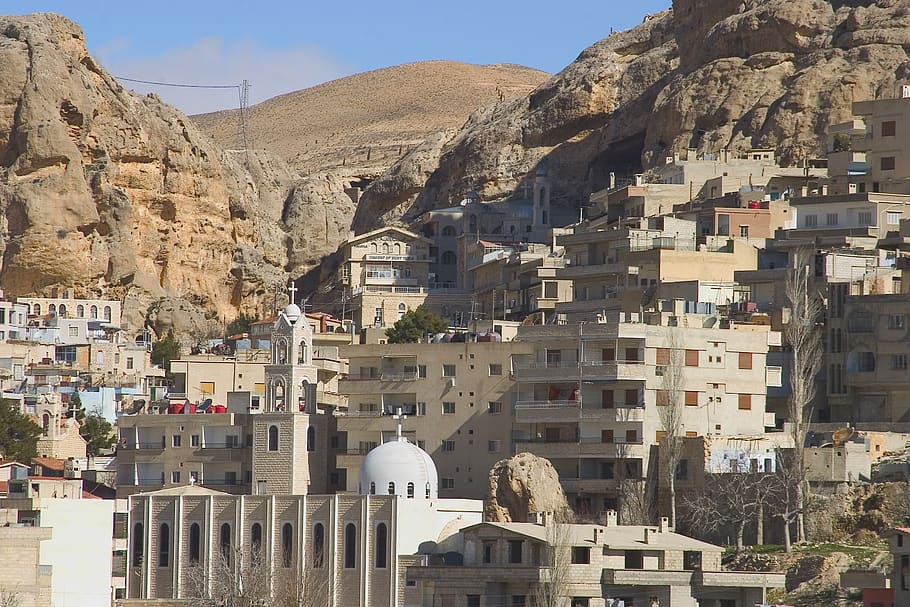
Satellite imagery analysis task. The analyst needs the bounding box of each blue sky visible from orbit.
[8,1,671,114]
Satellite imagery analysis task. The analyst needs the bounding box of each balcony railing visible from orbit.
[201,478,242,486]
[200,441,243,449]
[514,400,579,409]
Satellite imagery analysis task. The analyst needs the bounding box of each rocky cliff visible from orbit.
[0,14,308,336]
[349,0,910,232]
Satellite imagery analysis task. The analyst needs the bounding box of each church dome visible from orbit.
[283,303,302,323]
[359,436,438,500]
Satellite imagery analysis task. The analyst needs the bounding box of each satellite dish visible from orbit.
[197,398,213,413]
[702,316,718,328]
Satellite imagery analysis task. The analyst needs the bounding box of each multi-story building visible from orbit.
[336,340,534,499]
[18,294,122,325]
[510,310,780,516]
[409,510,785,607]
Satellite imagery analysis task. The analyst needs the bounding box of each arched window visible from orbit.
[344,523,357,568]
[442,225,456,237]
[370,242,378,253]
[307,426,315,452]
[370,482,376,495]
[158,523,170,567]
[407,482,415,498]
[426,483,431,499]
[103,305,112,321]
[189,523,201,564]
[376,523,388,568]
[388,481,395,495]
[281,523,294,568]
[268,425,279,451]
[33,304,41,315]
[442,251,456,265]
[313,523,325,568]
[276,338,288,364]
[132,523,144,566]
[76,304,84,318]
[42,413,50,433]
[251,523,262,562]
[394,243,401,255]
[274,380,285,411]
[398,303,406,321]
[96,351,104,366]
[90,305,98,319]
[219,523,231,563]
[58,304,66,317]
[382,242,390,254]
[298,340,308,364]
[49,304,56,315]
[469,215,478,233]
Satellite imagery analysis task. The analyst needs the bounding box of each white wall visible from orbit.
[39,499,114,607]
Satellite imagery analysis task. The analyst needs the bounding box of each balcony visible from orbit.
[603,569,695,586]
[556,262,627,280]
[199,441,244,450]
[580,361,647,382]
[561,478,617,494]
[513,361,583,382]
[337,449,369,468]
[514,401,579,423]
[363,254,429,262]
[580,406,645,422]
[513,360,647,382]
[513,439,645,459]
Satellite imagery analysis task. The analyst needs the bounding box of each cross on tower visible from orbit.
[287,281,298,305]
[392,407,407,441]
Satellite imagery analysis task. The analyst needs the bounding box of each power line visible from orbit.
[115,76,240,90]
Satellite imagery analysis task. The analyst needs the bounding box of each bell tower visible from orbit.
[263,285,318,413]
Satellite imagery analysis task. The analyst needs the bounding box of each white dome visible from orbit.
[284,303,302,323]
[359,437,438,500]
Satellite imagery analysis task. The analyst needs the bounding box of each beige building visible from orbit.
[336,340,534,499]
[409,510,785,607]
[34,392,88,460]
[511,312,780,517]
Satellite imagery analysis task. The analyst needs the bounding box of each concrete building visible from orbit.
[124,424,484,606]
[409,510,785,607]
[336,340,535,499]
[18,294,122,326]
[510,311,780,516]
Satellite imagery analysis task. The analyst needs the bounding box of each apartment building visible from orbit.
[18,295,122,325]
[409,510,785,607]
[336,340,535,499]
[510,311,780,516]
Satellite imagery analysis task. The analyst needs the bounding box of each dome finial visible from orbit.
[392,407,407,442]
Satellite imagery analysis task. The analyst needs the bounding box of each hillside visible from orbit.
[191,61,549,177]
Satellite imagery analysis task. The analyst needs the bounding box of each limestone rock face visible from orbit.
[351,0,910,232]
[0,14,301,336]
[484,452,572,523]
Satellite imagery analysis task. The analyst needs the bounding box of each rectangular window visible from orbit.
[685,391,698,407]
[882,120,897,137]
[624,389,638,406]
[571,599,590,607]
[893,354,908,371]
[888,211,903,225]
[685,349,698,367]
[601,390,614,408]
[468,596,481,607]
[625,429,637,443]
[739,224,750,237]
[882,156,897,171]
[172,435,182,447]
[508,540,523,564]
[441,478,455,490]
[417,365,426,378]
[483,542,494,564]
[191,435,200,447]
[624,551,643,569]
[683,551,703,571]
[826,213,838,226]
[601,429,614,443]
[200,381,214,395]
[488,401,502,414]
[171,471,180,483]
[442,402,455,414]
[571,546,591,564]
[738,352,752,370]
[442,364,456,377]
[675,459,688,481]
[804,214,818,228]
[602,348,615,362]
[656,348,670,366]
[442,440,456,452]
[738,393,752,410]
[858,210,873,225]
[126,357,134,370]
[68,326,79,337]
[511,597,526,607]
[889,314,906,329]
[488,440,501,452]
[489,363,502,376]
[544,281,558,299]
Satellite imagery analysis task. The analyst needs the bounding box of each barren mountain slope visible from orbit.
[192,61,549,177]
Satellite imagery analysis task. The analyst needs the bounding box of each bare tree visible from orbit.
[768,449,803,552]
[784,247,823,544]
[0,588,20,607]
[533,511,574,607]
[657,330,685,527]
[681,472,775,550]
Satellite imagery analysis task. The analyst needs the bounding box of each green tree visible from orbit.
[226,313,257,337]
[80,413,115,457]
[0,399,41,462]
[151,330,181,370]
[385,306,447,343]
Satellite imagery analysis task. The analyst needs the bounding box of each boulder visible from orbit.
[484,452,572,523]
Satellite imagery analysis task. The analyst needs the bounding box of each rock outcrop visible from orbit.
[350,0,910,234]
[484,452,572,523]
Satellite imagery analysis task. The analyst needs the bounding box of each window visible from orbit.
[882,120,897,136]
[417,365,427,378]
[369,482,376,494]
[251,523,262,561]
[489,363,502,375]
[344,523,357,568]
[158,523,170,567]
[685,391,698,407]
[625,429,638,443]
[172,435,181,447]
[171,471,181,483]
[442,364,456,377]
[738,393,752,410]
[281,523,294,568]
[132,523,144,566]
[483,541,494,564]
[572,546,591,564]
[675,459,688,481]
[126,357,134,370]
[601,390,615,408]
[656,348,670,366]
[375,523,388,568]
[313,523,325,567]
[441,250,457,265]
[307,426,315,452]
[188,523,201,564]
[881,156,896,171]
[624,389,638,406]
[268,425,279,451]
[624,550,643,569]
[468,596,481,607]
[804,214,818,227]
[191,434,200,447]
[601,429,614,443]
[889,314,906,329]
[685,349,698,366]
[858,210,873,225]
[441,478,455,489]
[76,304,84,318]
[407,482,415,498]
[571,600,590,607]
[893,354,908,370]
[488,440,501,452]
[823,212,838,227]
[442,440,456,452]
[488,401,502,414]
[512,596,526,607]
[388,481,396,495]
[219,523,232,562]
[442,402,455,414]
[508,540,523,564]
[68,326,78,337]
[683,550,702,570]
[739,352,752,369]
[888,211,903,224]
